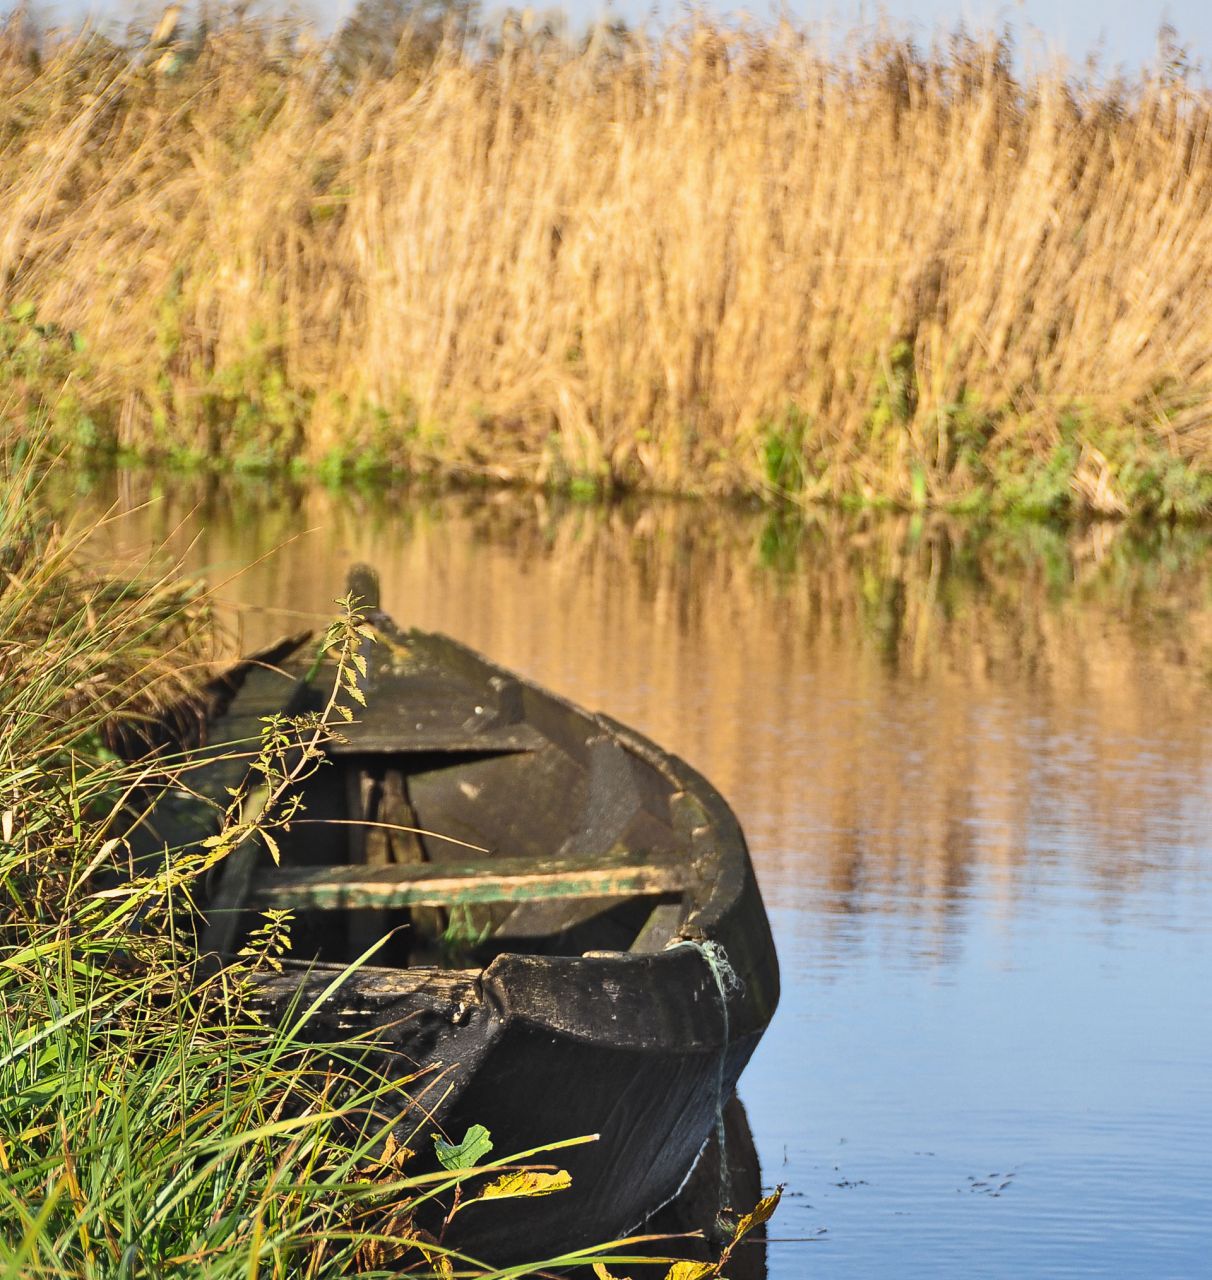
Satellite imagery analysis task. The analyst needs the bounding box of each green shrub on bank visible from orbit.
[0,304,112,457]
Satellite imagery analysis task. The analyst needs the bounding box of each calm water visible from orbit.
[78,474,1212,1278]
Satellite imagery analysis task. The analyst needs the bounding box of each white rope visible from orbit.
[666,935,745,1235]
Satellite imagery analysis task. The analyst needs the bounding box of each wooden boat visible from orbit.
[151,567,779,1262]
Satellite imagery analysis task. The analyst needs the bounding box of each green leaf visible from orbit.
[433,1124,493,1171]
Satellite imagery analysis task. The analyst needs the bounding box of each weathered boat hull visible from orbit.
[165,576,779,1262]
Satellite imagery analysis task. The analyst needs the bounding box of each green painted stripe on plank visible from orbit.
[248,852,691,910]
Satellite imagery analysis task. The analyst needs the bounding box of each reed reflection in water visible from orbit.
[76,472,1212,1278]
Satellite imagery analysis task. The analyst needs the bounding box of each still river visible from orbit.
[80,473,1212,1278]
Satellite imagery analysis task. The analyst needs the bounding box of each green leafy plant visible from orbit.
[0,303,108,453]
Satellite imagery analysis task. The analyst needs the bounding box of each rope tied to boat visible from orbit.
[688,938,742,996]
[666,935,744,1238]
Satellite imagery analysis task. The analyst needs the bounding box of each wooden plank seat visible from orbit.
[247,851,693,912]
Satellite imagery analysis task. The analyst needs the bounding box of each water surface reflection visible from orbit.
[73,473,1212,1277]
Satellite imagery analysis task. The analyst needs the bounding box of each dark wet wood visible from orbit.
[630,901,686,953]
[639,1095,767,1280]
[347,563,381,612]
[328,663,547,754]
[492,894,629,940]
[345,766,444,962]
[323,604,550,754]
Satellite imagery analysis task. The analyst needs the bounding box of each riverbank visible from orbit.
[2,12,1211,518]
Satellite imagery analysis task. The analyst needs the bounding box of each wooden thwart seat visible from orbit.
[248,851,692,911]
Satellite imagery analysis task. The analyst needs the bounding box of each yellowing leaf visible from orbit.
[663,1263,717,1280]
[406,1237,455,1279]
[730,1188,781,1241]
[592,1265,628,1280]
[711,1185,783,1275]
[378,1132,415,1173]
[475,1168,572,1203]
[262,831,280,865]
[346,684,367,707]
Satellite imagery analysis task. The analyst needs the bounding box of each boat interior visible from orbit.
[190,642,706,971]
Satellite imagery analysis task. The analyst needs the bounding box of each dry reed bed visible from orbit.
[3,15,1212,514]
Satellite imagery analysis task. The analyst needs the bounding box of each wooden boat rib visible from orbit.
[161,566,779,1262]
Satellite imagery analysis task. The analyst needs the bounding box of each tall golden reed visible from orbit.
[2,13,1211,512]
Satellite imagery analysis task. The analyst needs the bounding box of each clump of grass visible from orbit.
[0,456,214,761]
[3,12,1212,514]
[0,454,431,1276]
